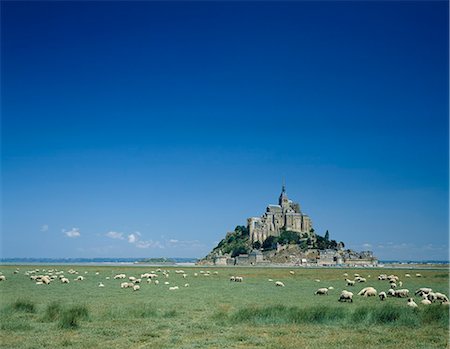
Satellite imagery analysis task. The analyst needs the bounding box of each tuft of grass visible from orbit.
[42,302,63,322]
[58,305,90,329]
[12,299,36,313]
[421,304,449,327]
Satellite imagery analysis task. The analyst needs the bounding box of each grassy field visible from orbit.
[0,265,448,349]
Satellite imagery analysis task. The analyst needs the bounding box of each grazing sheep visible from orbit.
[415,273,422,277]
[129,276,136,282]
[60,277,70,284]
[343,273,348,277]
[182,274,187,278]
[339,290,353,302]
[328,286,334,290]
[415,288,433,296]
[229,276,236,282]
[379,292,387,301]
[405,274,411,278]
[184,283,189,287]
[169,286,179,290]
[315,288,328,295]
[387,288,396,297]
[289,271,295,275]
[114,274,126,279]
[275,281,285,287]
[421,299,432,305]
[120,282,130,288]
[346,279,355,286]
[133,285,140,291]
[355,277,366,283]
[268,279,273,282]
[434,292,449,303]
[407,298,418,308]
[0,275,6,281]
[315,279,321,283]
[358,287,377,297]
[390,283,397,289]
[164,281,170,285]
[235,276,243,282]
[398,281,403,287]
[75,276,84,281]
[394,289,410,298]
[154,280,159,285]
[98,282,105,287]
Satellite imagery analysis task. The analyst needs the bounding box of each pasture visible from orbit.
[0,265,448,349]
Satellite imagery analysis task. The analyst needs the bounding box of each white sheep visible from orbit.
[315,288,328,295]
[405,273,411,278]
[407,298,418,308]
[75,276,84,281]
[169,286,179,290]
[394,289,410,298]
[415,273,422,277]
[345,279,355,286]
[421,299,432,305]
[379,291,387,301]
[358,287,377,297]
[229,276,236,282]
[98,282,105,287]
[0,275,6,281]
[133,285,140,291]
[184,283,189,287]
[275,281,285,287]
[61,277,70,284]
[289,271,295,275]
[415,288,432,296]
[339,290,353,302]
[314,279,321,283]
[434,292,449,303]
[154,280,159,285]
[235,276,243,282]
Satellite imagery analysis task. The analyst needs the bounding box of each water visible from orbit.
[0,257,198,266]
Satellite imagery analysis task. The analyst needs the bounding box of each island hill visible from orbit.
[200,185,378,266]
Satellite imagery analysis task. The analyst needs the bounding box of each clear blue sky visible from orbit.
[1,1,448,260]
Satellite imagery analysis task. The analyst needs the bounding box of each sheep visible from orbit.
[289,271,295,275]
[0,275,6,281]
[390,283,397,289]
[133,278,141,284]
[235,276,243,282]
[315,288,328,295]
[229,276,236,282]
[121,282,130,288]
[328,286,334,290]
[405,273,411,278]
[98,282,105,287]
[346,279,355,286]
[407,298,418,308]
[339,290,353,302]
[164,281,170,285]
[154,280,159,285]
[343,273,348,277]
[314,279,321,283]
[184,283,189,287]
[268,279,273,282]
[379,291,387,301]
[415,273,422,277]
[355,277,366,283]
[60,277,70,284]
[129,276,136,282]
[398,281,403,287]
[394,289,410,298]
[421,299,432,305]
[169,286,179,290]
[114,274,126,279]
[275,281,285,287]
[415,288,433,296]
[358,287,377,297]
[133,285,140,291]
[387,288,396,297]
[182,274,187,278]
[434,292,449,303]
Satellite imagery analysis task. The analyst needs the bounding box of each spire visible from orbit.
[282,178,286,193]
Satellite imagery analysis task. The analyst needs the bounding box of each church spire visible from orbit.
[282,178,286,193]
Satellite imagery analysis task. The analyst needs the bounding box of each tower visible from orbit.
[278,181,290,209]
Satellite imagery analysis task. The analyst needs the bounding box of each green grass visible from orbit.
[0,265,448,349]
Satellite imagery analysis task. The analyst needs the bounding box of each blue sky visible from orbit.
[1,1,448,260]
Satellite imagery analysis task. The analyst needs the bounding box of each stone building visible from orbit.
[248,185,313,244]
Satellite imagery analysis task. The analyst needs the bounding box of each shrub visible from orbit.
[42,302,63,322]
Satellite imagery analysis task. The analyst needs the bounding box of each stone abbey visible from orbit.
[248,185,314,244]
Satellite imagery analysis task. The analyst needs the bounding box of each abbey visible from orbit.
[248,185,313,243]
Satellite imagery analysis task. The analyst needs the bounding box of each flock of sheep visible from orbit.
[1,268,448,310]
[311,272,450,307]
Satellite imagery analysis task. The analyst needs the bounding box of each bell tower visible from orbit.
[278,181,289,209]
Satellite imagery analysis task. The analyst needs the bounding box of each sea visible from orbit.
[0,257,198,266]
[0,258,448,266]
